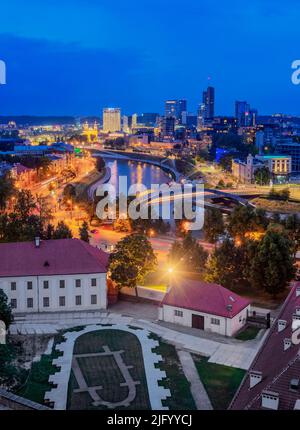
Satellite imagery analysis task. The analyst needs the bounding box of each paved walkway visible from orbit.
[10,311,266,370]
[177,350,213,410]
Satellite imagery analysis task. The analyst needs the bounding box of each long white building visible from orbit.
[0,238,109,314]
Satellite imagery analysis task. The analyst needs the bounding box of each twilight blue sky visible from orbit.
[0,0,299,116]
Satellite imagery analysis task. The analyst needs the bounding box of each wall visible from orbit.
[159,304,250,337]
[0,272,107,313]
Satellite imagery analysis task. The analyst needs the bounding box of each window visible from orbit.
[75,279,81,288]
[11,299,17,309]
[43,280,49,289]
[27,298,33,308]
[43,297,50,308]
[211,318,220,325]
[75,295,82,306]
[174,309,183,317]
[27,281,33,290]
[91,278,97,287]
[11,282,16,291]
[59,296,65,307]
[59,280,65,288]
[91,294,97,305]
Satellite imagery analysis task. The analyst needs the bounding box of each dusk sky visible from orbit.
[0,0,299,116]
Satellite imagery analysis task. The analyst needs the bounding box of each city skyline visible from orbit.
[0,0,299,116]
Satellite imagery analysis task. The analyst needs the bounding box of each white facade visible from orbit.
[159,304,250,337]
[0,273,107,314]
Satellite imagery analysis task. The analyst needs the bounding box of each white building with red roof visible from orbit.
[0,238,109,313]
[159,279,251,337]
[229,282,300,410]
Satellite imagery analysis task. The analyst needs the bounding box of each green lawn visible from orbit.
[193,356,245,410]
[67,329,151,410]
[235,326,260,341]
[151,336,196,410]
[17,347,62,405]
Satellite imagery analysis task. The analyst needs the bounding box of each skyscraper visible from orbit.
[235,101,249,127]
[103,108,121,133]
[176,99,187,123]
[202,86,215,119]
[165,100,177,118]
[235,101,257,127]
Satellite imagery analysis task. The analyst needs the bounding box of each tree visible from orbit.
[79,221,90,242]
[228,205,268,242]
[0,174,15,210]
[254,166,271,186]
[168,234,208,273]
[203,208,225,243]
[13,190,36,222]
[0,289,13,328]
[285,214,300,256]
[109,234,157,293]
[248,231,295,297]
[205,238,248,289]
[53,221,73,239]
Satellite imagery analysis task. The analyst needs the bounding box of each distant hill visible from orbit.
[0,116,77,126]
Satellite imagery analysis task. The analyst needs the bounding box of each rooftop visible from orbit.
[229,282,300,410]
[160,279,250,318]
[0,238,109,277]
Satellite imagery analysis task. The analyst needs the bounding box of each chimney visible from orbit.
[249,370,262,388]
[35,237,40,248]
[261,390,279,410]
[296,287,300,298]
[278,319,287,332]
[284,338,292,351]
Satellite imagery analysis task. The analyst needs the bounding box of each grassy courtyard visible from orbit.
[67,329,151,410]
[193,356,245,410]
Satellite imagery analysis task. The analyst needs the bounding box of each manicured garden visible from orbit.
[193,356,245,410]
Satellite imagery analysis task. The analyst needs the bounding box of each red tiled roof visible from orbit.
[160,279,250,318]
[0,239,109,277]
[229,282,300,410]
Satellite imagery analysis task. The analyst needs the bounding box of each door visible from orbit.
[192,314,204,330]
